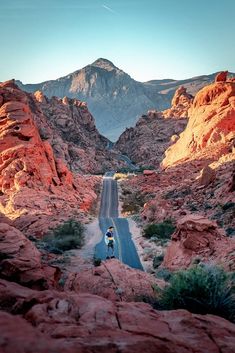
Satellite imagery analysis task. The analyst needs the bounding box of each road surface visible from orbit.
[95,173,143,270]
[119,154,140,171]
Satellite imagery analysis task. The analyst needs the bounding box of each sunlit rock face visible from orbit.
[162,78,235,167]
[162,86,193,119]
[115,110,187,167]
[0,80,98,237]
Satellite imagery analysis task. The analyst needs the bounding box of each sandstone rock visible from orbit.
[0,311,75,353]
[163,86,193,119]
[162,214,235,271]
[33,90,124,174]
[215,71,228,82]
[65,259,165,301]
[143,169,155,176]
[1,279,235,353]
[0,81,100,236]
[115,111,187,167]
[0,223,58,288]
[197,165,216,186]
[162,81,235,167]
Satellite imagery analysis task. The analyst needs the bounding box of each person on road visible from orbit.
[105,226,115,258]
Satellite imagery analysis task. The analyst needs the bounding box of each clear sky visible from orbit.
[0,0,235,83]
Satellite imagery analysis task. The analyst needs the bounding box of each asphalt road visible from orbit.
[95,173,143,270]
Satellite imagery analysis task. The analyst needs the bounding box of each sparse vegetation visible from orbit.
[164,187,191,199]
[122,190,147,215]
[93,257,102,267]
[159,264,235,323]
[143,219,175,240]
[226,228,235,237]
[222,202,235,211]
[153,254,164,269]
[42,219,85,253]
[155,268,173,282]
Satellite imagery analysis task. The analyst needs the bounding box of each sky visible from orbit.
[0,0,235,83]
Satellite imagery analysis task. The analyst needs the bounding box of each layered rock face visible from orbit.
[1,278,235,353]
[0,80,99,236]
[162,80,235,167]
[32,91,123,174]
[115,110,187,167]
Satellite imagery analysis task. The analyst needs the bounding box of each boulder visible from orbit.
[163,86,193,119]
[65,259,165,301]
[163,214,235,271]
[0,223,58,288]
[197,165,216,186]
[215,71,228,82]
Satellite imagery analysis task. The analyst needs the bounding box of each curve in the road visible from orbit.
[95,174,143,270]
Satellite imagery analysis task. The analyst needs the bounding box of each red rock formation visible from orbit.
[0,222,59,288]
[162,86,193,119]
[215,70,228,82]
[32,90,123,174]
[162,215,235,271]
[162,80,235,167]
[1,279,235,353]
[0,80,99,236]
[65,259,165,301]
[115,110,187,167]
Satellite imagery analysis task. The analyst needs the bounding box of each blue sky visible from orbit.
[0,0,235,83]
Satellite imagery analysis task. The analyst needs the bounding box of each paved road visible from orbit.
[119,154,140,171]
[95,173,143,270]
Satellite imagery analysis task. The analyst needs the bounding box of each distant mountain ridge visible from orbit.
[16,59,234,140]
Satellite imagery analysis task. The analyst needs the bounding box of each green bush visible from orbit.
[226,228,235,237]
[93,257,102,267]
[222,202,235,211]
[43,219,85,253]
[143,219,175,239]
[155,268,173,282]
[159,264,235,323]
[153,254,164,269]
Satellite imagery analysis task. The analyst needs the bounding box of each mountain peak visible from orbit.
[91,58,117,71]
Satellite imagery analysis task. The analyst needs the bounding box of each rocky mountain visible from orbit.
[115,86,192,167]
[16,58,234,141]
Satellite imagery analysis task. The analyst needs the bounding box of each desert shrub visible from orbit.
[143,219,175,239]
[153,254,164,269]
[43,219,85,253]
[222,202,235,211]
[164,187,191,200]
[93,257,102,267]
[226,228,235,237]
[159,264,235,323]
[155,268,173,282]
